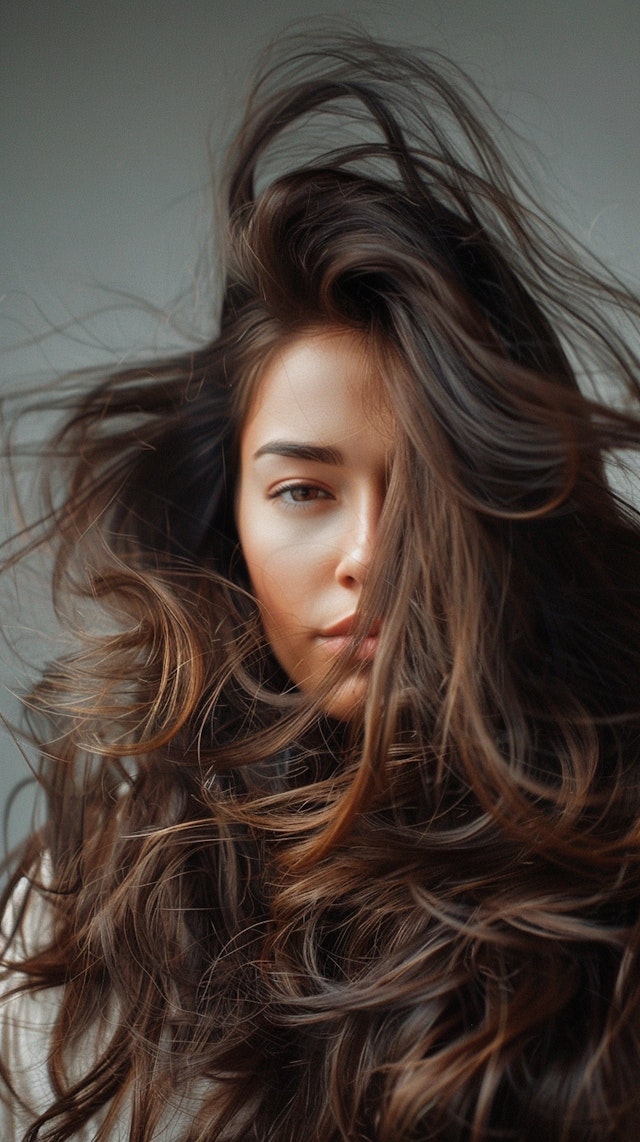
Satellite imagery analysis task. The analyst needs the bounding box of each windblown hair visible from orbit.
[3,33,640,1142]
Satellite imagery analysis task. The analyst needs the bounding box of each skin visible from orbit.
[235,327,394,720]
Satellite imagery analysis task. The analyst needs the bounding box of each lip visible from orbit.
[321,616,381,639]
[318,616,380,662]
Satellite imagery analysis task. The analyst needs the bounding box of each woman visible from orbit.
[2,33,640,1141]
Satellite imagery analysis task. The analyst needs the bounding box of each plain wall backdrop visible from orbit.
[1,0,639,854]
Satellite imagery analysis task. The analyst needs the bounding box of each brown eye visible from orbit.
[272,483,333,505]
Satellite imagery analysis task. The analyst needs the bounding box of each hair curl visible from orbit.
[3,32,640,1142]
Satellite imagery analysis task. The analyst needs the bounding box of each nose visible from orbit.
[334,491,383,589]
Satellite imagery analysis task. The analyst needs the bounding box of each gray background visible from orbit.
[2,0,639,854]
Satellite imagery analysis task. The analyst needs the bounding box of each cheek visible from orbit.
[237,488,315,613]
[242,537,306,627]
[237,499,297,624]
[240,536,309,680]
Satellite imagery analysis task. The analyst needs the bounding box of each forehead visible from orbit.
[240,328,393,448]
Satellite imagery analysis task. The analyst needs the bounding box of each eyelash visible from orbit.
[269,482,334,507]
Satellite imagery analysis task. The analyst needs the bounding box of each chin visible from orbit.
[317,673,369,722]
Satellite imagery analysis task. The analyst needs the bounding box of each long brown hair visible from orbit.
[3,32,640,1141]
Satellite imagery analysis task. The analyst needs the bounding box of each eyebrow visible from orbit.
[253,440,344,465]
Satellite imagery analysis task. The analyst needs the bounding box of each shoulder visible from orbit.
[0,870,131,1138]
[0,871,206,1140]
[0,981,65,1140]
[0,869,67,1139]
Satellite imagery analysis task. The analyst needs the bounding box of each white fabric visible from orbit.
[0,873,106,1139]
[0,876,246,1140]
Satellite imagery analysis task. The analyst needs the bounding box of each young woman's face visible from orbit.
[236,328,393,720]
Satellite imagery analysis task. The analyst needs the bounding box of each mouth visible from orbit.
[318,617,380,662]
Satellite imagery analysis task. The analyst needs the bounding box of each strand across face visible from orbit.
[235,328,393,720]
